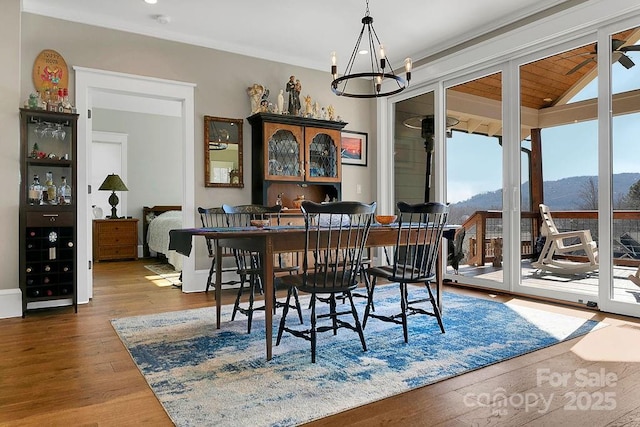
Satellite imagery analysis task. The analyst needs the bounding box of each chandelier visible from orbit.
[331,0,411,98]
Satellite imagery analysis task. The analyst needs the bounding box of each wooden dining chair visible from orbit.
[197,207,239,294]
[222,204,303,333]
[276,200,376,363]
[363,202,449,343]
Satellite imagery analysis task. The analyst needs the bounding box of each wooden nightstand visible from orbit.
[93,218,139,262]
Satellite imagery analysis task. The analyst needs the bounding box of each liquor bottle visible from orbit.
[58,176,72,205]
[28,174,43,205]
[45,171,57,204]
[62,88,72,112]
[43,89,51,111]
[57,89,65,112]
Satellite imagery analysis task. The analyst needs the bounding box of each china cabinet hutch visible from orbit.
[247,112,346,208]
[19,108,78,316]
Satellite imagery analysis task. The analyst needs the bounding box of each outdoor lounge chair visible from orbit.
[531,204,599,275]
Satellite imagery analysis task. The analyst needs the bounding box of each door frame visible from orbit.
[74,67,196,303]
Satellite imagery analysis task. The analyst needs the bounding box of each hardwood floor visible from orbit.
[1,260,640,426]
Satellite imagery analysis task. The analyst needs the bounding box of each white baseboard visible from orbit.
[0,288,23,318]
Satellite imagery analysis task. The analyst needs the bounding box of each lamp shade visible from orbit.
[99,174,128,192]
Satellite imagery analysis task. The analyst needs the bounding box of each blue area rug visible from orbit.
[111,285,600,427]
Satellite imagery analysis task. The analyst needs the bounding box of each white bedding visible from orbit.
[147,210,183,272]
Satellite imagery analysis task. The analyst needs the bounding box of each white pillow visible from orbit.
[317,213,350,227]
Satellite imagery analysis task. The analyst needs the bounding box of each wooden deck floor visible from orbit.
[1,259,639,426]
[449,261,640,305]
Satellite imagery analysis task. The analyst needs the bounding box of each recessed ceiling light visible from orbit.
[144,0,158,4]
[154,14,171,24]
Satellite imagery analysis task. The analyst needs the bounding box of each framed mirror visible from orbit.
[204,116,243,188]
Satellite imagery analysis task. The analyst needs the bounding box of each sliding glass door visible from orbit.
[601,24,640,316]
[385,15,640,318]
[443,71,506,291]
[517,40,600,303]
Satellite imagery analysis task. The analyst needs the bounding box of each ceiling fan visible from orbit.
[566,39,640,75]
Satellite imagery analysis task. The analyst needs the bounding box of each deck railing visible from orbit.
[458,210,640,267]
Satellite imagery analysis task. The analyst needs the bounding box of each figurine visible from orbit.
[286,75,301,115]
[276,89,284,114]
[303,95,313,116]
[260,88,270,112]
[247,83,265,114]
[327,104,336,121]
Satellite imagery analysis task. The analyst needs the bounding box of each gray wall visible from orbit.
[5,12,375,295]
[0,0,20,300]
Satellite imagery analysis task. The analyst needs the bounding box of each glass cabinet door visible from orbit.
[305,127,341,182]
[263,122,304,181]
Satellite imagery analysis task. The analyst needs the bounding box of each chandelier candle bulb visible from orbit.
[380,45,386,69]
[405,58,412,81]
[331,51,337,78]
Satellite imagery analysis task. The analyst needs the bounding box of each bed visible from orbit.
[143,205,183,272]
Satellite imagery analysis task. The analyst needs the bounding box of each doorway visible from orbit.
[74,67,196,303]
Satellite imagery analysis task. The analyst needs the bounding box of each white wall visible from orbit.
[92,109,182,246]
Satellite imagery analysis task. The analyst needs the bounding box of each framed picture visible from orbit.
[341,130,368,166]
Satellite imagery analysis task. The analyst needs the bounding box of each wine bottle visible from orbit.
[44,265,51,272]
[26,266,33,273]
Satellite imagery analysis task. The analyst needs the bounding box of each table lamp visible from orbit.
[99,174,128,219]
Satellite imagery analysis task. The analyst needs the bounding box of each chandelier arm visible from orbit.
[346,24,367,76]
[366,29,378,93]
[339,23,367,95]
[369,24,395,75]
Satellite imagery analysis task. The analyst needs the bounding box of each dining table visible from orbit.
[169,223,455,360]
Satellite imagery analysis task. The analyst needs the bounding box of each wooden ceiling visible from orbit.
[396,28,639,139]
[450,28,639,110]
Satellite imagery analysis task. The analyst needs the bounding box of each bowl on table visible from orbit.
[250,219,270,228]
[375,215,397,225]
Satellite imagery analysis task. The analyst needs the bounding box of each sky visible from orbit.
[446,48,640,204]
